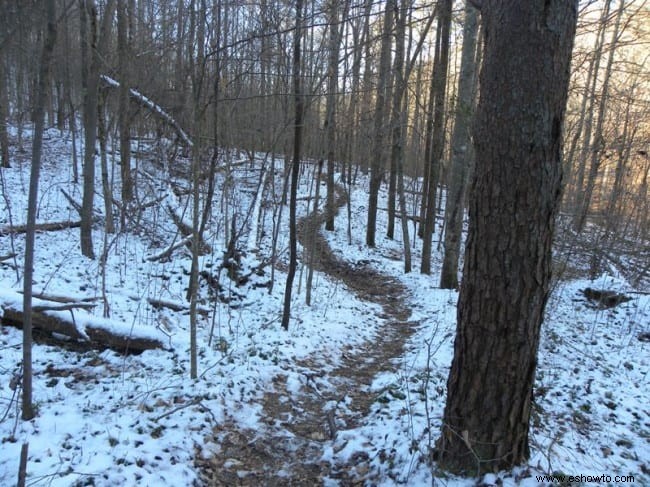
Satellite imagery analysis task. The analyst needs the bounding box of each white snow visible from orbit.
[0,126,647,486]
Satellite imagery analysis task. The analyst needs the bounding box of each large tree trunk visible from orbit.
[436,0,578,474]
[439,2,479,289]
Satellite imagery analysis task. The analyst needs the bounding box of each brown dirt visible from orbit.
[195,185,418,486]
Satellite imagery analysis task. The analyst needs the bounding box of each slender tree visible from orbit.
[23,0,57,421]
[421,0,452,274]
[0,54,9,168]
[439,2,479,289]
[436,0,578,474]
[80,0,100,259]
[281,0,304,330]
[324,0,343,232]
[366,0,394,247]
[117,0,133,215]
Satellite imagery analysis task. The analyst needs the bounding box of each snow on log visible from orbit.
[100,74,193,147]
[0,289,168,353]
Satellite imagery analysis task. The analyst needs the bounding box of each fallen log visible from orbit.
[0,220,82,236]
[0,291,168,354]
[581,288,632,308]
[2,308,165,353]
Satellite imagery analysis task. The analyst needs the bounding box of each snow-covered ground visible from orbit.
[0,126,648,486]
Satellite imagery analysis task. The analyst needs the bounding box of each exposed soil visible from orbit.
[195,185,419,486]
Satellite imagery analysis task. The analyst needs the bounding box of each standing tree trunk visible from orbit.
[117,0,133,216]
[420,0,452,274]
[0,55,10,168]
[324,0,341,232]
[439,1,479,289]
[388,0,411,271]
[97,91,115,234]
[365,0,394,247]
[96,0,117,235]
[357,0,374,176]
[188,0,208,379]
[23,0,57,421]
[436,0,578,474]
[281,0,304,331]
[80,0,99,259]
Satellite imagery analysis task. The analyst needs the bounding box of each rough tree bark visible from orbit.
[435,0,578,474]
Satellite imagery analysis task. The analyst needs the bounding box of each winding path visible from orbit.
[196,184,419,485]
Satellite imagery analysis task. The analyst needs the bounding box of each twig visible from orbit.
[153,397,202,422]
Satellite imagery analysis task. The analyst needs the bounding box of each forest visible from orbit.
[0,0,648,485]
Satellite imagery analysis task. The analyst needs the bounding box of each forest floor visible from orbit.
[0,126,648,486]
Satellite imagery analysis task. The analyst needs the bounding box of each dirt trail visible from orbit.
[195,186,418,486]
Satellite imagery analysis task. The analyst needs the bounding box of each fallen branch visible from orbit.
[146,235,193,262]
[60,189,103,223]
[153,397,202,422]
[148,297,209,316]
[60,188,83,213]
[100,74,193,147]
[167,205,211,255]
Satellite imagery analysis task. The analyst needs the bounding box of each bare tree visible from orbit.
[573,0,625,233]
[23,0,57,421]
[421,0,452,274]
[366,0,394,247]
[117,0,133,215]
[80,0,100,259]
[281,0,304,331]
[0,53,9,168]
[440,2,479,289]
[324,0,344,232]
